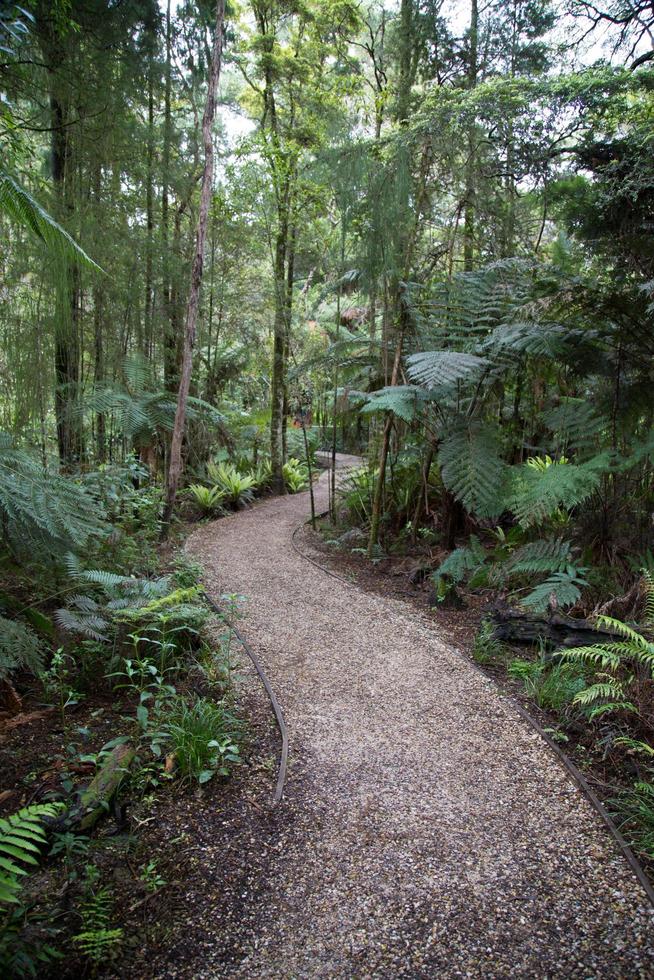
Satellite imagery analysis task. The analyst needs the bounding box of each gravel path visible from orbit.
[187,461,654,979]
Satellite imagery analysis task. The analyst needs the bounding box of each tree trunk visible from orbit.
[270,205,289,495]
[463,0,478,272]
[162,0,225,530]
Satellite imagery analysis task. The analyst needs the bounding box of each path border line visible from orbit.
[201,590,289,804]
[291,513,654,909]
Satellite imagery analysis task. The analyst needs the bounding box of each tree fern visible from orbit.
[542,401,606,457]
[406,351,487,389]
[0,438,104,557]
[0,171,100,270]
[360,385,426,423]
[0,804,63,905]
[522,567,589,612]
[0,617,46,680]
[508,456,601,527]
[437,419,506,518]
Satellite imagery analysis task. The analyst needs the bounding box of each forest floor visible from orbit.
[127,461,654,979]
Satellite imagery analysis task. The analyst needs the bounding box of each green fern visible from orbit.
[207,463,255,508]
[0,617,46,680]
[437,420,506,518]
[543,401,606,457]
[406,351,487,389]
[187,484,224,514]
[360,385,426,423]
[0,804,63,905]
[0,437,104,557]
[503,538,572,577]
[562,575,654,720]
[508,456,601,527]
[522,567,588,612]
[433,535,487,586]
[72,888,123,967]
[0,170,100,270]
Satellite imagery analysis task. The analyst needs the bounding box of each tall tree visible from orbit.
[163,0,226,527]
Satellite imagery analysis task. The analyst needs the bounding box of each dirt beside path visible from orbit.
[163,462,654,978]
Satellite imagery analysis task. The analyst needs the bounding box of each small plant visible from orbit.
[218,592,245,689]
[0,803,63,905]
[49,832,90,882]
[561,571,654,721]
[251,459,272,489]
[72,886,123,972]
[472,620,506,665]
[207,462,255,508]
[282,457,309,493]
[172,554,204,588]
[0,905,62,978]
[39,649,84,732]
[508,657,586,711]
[167,697,241,785]
[187,484,224,515]
[139,859,166,893]
[611,779,654,860]
[111,657,176,758]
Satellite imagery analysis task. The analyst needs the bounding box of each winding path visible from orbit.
[187,462,654,979]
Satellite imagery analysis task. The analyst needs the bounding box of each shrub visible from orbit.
[508,657,586,711]
[207,462,255,508]
[472,620,506,665]
[283,457,309,493]
[186,484,224,515]
[167,697,241,784]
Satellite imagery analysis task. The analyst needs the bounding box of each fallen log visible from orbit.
[489,602,638,649]
[45,742,135,833]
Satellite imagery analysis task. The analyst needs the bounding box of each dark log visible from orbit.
[489,601,637,649]
[45,742,134,833]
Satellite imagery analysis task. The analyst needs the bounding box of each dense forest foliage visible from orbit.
[2,0,654,972]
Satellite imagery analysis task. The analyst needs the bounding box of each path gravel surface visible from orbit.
[185,459,654,979]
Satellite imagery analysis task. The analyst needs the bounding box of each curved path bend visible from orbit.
[188,461,654,979]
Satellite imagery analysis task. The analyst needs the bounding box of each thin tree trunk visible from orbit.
[145,46,155,359]
[463,0,478,272]
[162,0,175,391]
[162,0,225,529]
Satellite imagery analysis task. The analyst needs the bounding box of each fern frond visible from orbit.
[0,803,63,905]
[433,535,487,586]
[0,616,46,680]
[406,351,487,389]
[360,385,426,423]
[503,538,572,577]
[0,170,101,271]
[0,439,104,557]
[508,458,601,526]
[543,401,606,456]
[438,420,506,518]
[522,567,588,612]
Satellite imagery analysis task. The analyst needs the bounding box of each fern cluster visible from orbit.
[0,804,63,905]
[562,592,654,721]
[72,888,123,967]
[0,616,46,681]
[433,533,588,612]
[0,437,104,558]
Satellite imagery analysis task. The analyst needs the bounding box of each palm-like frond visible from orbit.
[0,171,100,271]
[508,458,601,526]
[0,437,104,557]
[360,385,427,423]
[406,351,487,389]
[437,419,506,518]
[0,803,63,905]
